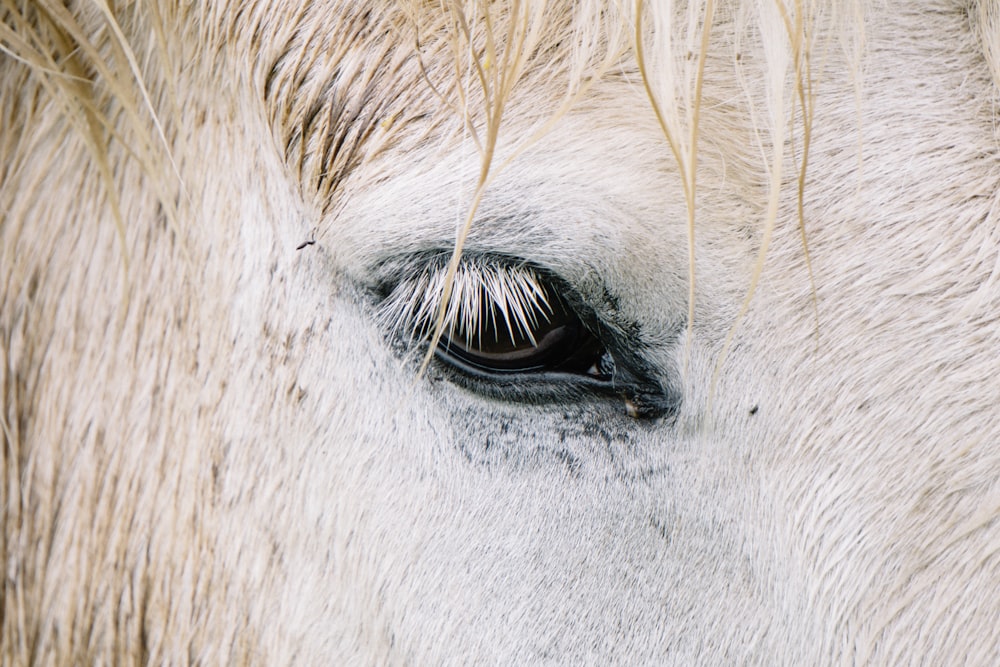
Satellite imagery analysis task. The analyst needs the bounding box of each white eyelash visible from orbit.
[379,261,554,349]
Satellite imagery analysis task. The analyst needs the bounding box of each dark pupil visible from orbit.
[438,291,604,374]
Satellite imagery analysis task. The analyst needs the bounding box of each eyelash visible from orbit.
[377,260,557,349]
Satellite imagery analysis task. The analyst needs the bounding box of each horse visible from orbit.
[2,0,999,663]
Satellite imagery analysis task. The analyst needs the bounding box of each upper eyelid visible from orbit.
[369,251,645,351]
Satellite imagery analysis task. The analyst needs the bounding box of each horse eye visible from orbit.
[378,258,676,418]
[436,289,610,378]
[378,260,614,383]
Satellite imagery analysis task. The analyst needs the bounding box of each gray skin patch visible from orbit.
[441,383,675,482]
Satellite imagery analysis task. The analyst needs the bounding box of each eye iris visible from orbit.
[442,296,595,373]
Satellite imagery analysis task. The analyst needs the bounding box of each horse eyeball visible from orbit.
[438,283,608,376]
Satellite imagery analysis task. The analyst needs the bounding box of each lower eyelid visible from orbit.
[432,350,617,394]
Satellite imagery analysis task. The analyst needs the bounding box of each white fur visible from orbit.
[2,1,999,664]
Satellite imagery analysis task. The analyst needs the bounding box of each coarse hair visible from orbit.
[2,0,871,294]
[4,0,1000,662]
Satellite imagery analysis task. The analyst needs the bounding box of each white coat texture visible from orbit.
[1,1,999,664]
